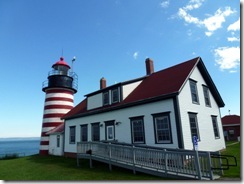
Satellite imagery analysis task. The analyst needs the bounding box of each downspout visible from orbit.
[63,121,66,156]
[173,96,184,149]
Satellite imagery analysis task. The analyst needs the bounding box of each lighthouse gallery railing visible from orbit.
[42,70,78,90]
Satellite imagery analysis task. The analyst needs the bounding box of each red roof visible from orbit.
[52,57,70,69]
[123,57,197,103]
[63,99,87,119]
[221,115,240,125]
[46,123,64,135]
[62,57,224,120]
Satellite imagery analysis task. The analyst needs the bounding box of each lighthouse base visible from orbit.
[39,150,49,155]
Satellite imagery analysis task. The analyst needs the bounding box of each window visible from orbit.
[103,91,109,105]
[69,126,76,144]
[203,85,211,107]
[188,113,200,141]
[211,116,220,139]
[190,80,199,104]
[111,88,119,103]
[130,117,145,144]
[57,135,60,147]
[153,113,172,144]
[91,123,100,141]
[80,125,88,142]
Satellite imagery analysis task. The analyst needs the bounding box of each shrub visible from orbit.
[0,153,19,160]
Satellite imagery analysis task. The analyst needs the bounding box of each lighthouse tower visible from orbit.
[40,57,78,155]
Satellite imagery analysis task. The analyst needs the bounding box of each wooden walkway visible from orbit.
[76,142,223,180]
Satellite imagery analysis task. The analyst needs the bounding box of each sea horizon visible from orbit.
[0,137,40,156]
[0,137,40,141]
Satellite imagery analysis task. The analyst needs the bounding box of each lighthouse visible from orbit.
[39,57,78,155]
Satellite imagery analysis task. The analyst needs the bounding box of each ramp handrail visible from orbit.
[77,141,219,180]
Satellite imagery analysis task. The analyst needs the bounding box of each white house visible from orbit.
[61,57,226,158]
[46,124,64,156]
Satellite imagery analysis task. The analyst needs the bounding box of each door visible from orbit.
[106,125,114,140]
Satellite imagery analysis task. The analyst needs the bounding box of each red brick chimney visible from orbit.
[145,58,154,75]
[100,77,106,89]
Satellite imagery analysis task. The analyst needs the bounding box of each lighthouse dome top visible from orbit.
[52,57,70,69]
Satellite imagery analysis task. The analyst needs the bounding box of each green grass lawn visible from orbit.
[0,142,240,180]
[0,154,163,180]
[220,141,241,179]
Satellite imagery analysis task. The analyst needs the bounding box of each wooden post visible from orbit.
[132,146,136,174]
[218,151,224,176]
[109,142,112,171]
[194,150,202,180]
[89,155,93,169]
[77,156,80,167]
[89,142,93,168]
[207,152,214,180]
[164,149,168,175]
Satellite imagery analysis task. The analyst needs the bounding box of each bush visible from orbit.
[0,153,19,160]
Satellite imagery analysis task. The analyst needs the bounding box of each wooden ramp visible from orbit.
[76,142,223,180]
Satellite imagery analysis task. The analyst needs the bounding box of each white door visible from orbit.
[106,125,114,140]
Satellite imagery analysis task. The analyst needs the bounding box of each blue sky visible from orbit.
[0,0,240,138]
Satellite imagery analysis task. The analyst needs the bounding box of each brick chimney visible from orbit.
[145,58,154,75]
[100,77,106,89]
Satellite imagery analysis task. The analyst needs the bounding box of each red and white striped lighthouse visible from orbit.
[39,57,78,155]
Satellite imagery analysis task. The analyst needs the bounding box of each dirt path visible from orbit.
[226,141,240,146]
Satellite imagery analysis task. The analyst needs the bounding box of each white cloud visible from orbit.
[185,0,204,11]
[203,7,235,34]
[227,37,240,42]
[214,46,240,71]
[177,1,236,36]
[160,0,170,8]
[133,51,139,60]
[205,31,212,37]
[178,8,201,24]
[227,17,240,31]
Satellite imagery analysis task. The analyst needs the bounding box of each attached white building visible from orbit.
[46,124,64,156]
[62,57,226,158]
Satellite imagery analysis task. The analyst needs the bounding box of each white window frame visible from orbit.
[203,85,211,107]
[80,124,88,142]
[130,117,145,144]
[188,113,200,141]
[189,80,199,104]
[111,88,119,104]
[212,116,220,139]
[153,113,172,144]
[69,126,76,144]
[103,91,109,106]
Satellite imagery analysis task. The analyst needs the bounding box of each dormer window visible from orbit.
[103,91,109,106]
[111,88,119,104]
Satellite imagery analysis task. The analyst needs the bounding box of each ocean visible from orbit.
[0,137,40,157]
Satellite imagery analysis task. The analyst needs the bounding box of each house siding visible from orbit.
[178,67,225,151]
[64,99,178,154]
[48,134,64,156]
[87,93,103,110]
[122,80,142,100]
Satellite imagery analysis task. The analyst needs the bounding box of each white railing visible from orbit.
[77,142,220,180]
